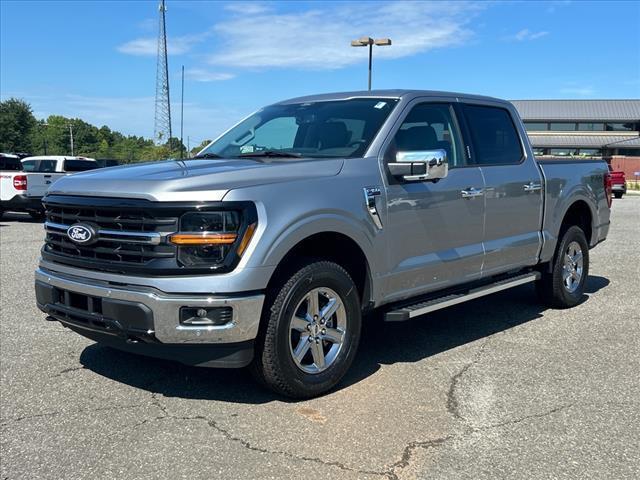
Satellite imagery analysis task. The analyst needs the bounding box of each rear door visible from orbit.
[460,102,544,275]
[382,101,486,301]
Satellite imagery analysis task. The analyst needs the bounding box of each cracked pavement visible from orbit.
[1,197,639,479]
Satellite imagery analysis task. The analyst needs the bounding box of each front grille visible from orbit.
[46,204,177,233]
[43,196,180,272]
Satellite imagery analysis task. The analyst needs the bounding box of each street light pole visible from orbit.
[351,36,392,91]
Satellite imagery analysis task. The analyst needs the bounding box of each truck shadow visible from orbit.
[79,275,609,404]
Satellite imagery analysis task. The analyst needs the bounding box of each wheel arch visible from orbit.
[265,230,375,310]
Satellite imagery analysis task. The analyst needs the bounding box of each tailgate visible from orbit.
[26,173,66,198]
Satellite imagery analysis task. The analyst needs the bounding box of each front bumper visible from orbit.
[35,267,265,346]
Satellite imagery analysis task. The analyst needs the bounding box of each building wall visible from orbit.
[609,156,640,178]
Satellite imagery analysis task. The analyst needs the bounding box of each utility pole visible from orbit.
[350,37,392,91]
[68,124,74,156]
[154,0,172,145]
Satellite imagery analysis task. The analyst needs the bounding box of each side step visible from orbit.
[384,271,541,322]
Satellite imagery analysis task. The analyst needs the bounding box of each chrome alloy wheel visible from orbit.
[289,287,347,374]
[562,241,584,293]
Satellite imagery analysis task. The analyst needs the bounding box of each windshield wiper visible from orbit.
[237,150,303,158]
[191,152,222,159]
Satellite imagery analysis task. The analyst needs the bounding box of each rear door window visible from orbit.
[462,105,523,165]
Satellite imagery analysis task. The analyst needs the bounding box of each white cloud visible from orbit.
[509,29,549,42]
[224,2,271,15]
[184,69,235,82]
[117,32,209,56]
[559,86,596,96]
[208,1,483,70]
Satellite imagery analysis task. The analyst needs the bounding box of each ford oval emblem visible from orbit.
[67,224,97,244]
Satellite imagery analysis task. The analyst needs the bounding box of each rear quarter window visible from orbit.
[463,105,523,165]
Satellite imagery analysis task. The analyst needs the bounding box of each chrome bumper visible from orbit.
[35,268,265,344]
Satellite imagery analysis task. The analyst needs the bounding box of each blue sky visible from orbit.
[1,0,639,145]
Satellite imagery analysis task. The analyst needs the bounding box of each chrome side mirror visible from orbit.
[388,149,448,182]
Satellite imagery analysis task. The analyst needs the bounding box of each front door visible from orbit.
[382,102,486,303]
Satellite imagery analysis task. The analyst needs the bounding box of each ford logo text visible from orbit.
[67,224,96,244]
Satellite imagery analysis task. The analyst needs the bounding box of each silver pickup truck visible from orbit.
[35,90,612,398]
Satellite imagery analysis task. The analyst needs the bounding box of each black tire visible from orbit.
[614,192,623,199]
[251,261,362,399]
[537,225,589,309]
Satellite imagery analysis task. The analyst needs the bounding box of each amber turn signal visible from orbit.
[169,233,238,245]
[237,222,257,257]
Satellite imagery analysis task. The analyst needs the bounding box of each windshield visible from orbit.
[200,98,398,159]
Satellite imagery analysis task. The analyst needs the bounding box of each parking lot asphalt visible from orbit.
[1,197,639,480]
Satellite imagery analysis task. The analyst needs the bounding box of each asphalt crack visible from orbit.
[53,366,85,377]
[0,403,148,426]
[384,403,573,479]
[445,338,491,424]
[121,402,386,477]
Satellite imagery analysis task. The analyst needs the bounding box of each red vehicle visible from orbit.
[608,164,627,199]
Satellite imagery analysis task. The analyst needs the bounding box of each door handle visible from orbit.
[461,187,484,199]
[523,182,542,192]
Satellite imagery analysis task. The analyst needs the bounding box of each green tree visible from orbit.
[190,139,211,157]
[0,98,37,153]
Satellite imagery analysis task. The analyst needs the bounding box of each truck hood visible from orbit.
[47,158,344,201]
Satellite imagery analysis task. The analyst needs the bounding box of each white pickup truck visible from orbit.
[1,155,98,218]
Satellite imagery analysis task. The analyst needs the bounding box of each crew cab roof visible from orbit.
[276,89,508,106]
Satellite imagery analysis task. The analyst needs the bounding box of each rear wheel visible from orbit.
[614,192,623,199]
[251,261,361,398]
[537,225,589,308]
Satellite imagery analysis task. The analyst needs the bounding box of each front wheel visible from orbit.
[614,192,623,199]
[251,261,362,398]
[537,225,589,308]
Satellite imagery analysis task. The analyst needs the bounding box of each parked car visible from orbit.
[19,156,99,216]
[0,153,42,219]
[608,164,626,199]
[35,90,611,398]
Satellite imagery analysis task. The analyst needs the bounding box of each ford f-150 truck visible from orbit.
[35,90,612,398]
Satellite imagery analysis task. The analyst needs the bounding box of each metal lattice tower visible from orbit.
[154,0,172,144]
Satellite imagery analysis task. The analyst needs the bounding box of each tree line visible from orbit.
[0,98,210,162]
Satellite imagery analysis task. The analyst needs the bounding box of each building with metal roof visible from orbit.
[512,100,640,121]
[511,99,640,158]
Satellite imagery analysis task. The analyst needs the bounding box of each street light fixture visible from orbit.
[350,36,392,91]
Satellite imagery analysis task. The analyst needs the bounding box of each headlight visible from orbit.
[169,210,257,269]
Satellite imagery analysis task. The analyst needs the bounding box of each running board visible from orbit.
[384,272,540,322]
